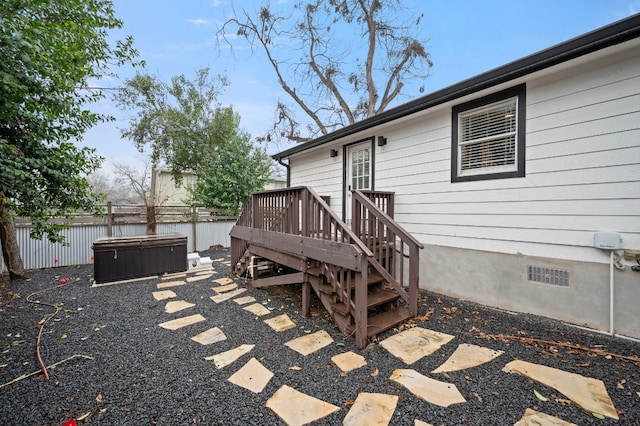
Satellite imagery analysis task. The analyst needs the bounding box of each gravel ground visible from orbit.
[0,249,638,425]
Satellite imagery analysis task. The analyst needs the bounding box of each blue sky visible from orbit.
[82,0,640,174]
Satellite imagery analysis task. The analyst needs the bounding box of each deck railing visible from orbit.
[360,190,395,218]
[352,190,424,315]
[230,186,374,273]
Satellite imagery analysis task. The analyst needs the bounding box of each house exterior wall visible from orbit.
[153,169,197,206]
[288,38,640,338]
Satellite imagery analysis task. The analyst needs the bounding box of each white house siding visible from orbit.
[288,38,640,338]
[290,146,349,217]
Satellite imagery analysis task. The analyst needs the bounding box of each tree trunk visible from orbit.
[146,205,157,235]
[0,193,26,280]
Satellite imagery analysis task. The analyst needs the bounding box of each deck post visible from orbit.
[355,255,369,349]
[408,244,419,316]
[302,273,311,318]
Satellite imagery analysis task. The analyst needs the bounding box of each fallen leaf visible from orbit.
[61,334,67,339]
[204,355,216,361]
[370,368,379,377]
[533,389,548,402]
[340,371,348,377]
[473,392,482,403]
[592,412,605,420]
[335,342,345,347]
[289,366,302,371]
[555,398,573,406]
[575,363,590,367]
[100,408,107,414]
[344,400,355,408]
[96,394,103,403]
[0,364,7,368]
[77,411,91,421]
[616,381,625,389]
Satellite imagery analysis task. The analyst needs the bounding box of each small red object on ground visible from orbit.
[59,277,67,284]
[61,419,77,426]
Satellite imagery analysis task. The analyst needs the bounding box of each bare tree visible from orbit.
[112,160,152,206]
[218,0,432,143]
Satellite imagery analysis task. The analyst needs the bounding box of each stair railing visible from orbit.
[352,190,424,315]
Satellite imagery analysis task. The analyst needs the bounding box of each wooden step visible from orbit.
[330,290,399,317]
[366,290,400,309]
[366,307,413,337]
[331,300,350,317]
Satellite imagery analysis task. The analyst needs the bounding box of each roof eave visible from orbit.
[273,13,640,161]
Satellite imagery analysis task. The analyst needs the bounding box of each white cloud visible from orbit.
[187,18,210,25]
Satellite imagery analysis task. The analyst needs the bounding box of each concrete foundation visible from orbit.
[421,245,640,339]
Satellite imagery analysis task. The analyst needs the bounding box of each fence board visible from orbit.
[0,204,236,272]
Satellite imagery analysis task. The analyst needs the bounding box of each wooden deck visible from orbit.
[230,186,423,349]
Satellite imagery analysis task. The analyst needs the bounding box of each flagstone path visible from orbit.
[152,255,619,425]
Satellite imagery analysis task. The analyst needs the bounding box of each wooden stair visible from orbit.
[308,268,413,340]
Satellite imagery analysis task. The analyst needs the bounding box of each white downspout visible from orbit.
[609,250,614,336]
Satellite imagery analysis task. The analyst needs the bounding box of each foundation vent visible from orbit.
[527,265,570,287]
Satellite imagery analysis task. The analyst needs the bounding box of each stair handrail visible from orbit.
[304,186,374,256]
[352,190,424,315]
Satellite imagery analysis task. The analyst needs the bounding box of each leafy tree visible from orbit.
[218,0,432,143]
[0,0,140,280]
[188,128,273,216]
[116,68,272,218]
[115,68,232,183]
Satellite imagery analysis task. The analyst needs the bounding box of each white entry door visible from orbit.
[345,141,372,224]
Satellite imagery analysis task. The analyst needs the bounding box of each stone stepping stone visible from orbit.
[432,343,504,373]
[187,274,212,283]
[164,300,195,314]
[234,296,256,305]
[158,314,206,330]
[264,313,297,332]
[514,408,577,426]
[195,269,215,276]
[162,272,186,280]
[266,385,340,425]
[221,261,231,266]
[503,360,618,420]
[331,351,367,373]
[227,357,273,393]
[343,392,398,426]
[213,258,225,262]
[191,327,227,345]
[243,303,271,317]
[212,283,238,293]
[379,327,454,365]
[415,420,433,426]
[157,280,185,289]
[210,288,246,303]
[153,290,177,301]
[284,330,333,356]
[213,277,234,285]
[208,344,255,369]
[389,369,466,408]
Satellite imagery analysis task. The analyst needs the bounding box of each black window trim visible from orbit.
[451,84,526,183]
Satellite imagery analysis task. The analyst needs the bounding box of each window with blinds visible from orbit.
[459,98,517,173]
[451,84,525,182]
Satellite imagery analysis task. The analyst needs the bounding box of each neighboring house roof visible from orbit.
[273,13,640,161]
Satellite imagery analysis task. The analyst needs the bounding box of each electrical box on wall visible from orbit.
[594,232,621,250]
